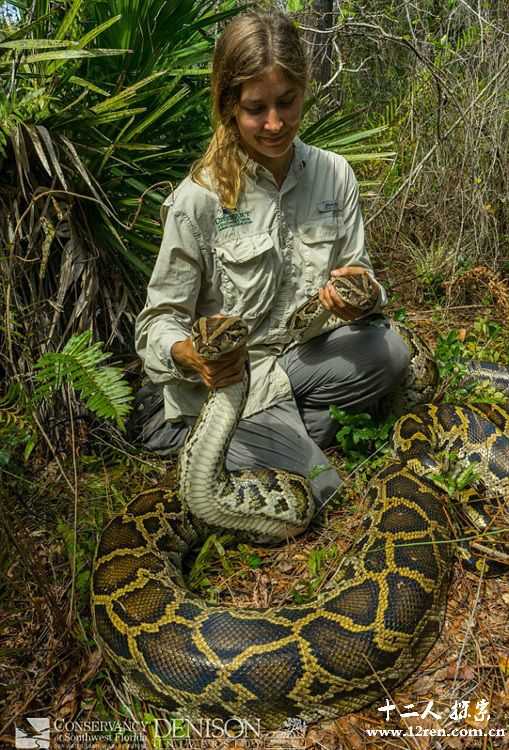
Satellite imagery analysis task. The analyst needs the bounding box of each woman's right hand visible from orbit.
[171,337,247,389]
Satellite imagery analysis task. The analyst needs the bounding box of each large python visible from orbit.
[91,274,509,728]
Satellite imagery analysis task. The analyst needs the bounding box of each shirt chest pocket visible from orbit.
[214,232,279,321]
[297,219,346,287]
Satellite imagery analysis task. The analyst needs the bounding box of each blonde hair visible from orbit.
[190,12,309,210]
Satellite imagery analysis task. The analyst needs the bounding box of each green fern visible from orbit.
[34,331,133,429]
[0,382,37,465]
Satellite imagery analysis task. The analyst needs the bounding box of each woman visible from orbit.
[133,11,409,507]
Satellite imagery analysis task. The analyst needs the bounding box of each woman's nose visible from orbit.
[264,108,283,131]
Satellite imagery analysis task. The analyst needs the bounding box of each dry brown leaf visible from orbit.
[80,648,103,684]
[54,683,79,718]
[444,663,475,680]
[398,714,436,750]
[266,735,307,750]
[429,666,450,682]
[253,572,272,608]
[411,675,436,695]
[498,654,509,676]
[305,724,339,749]
[464,700,490,729]
[495,690,509,708]
[330,716,365,749]
[277,562,294,573]
[441,735,464,750]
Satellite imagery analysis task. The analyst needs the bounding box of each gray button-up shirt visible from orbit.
[135,136,387,421]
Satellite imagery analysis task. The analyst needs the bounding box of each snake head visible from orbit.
[330,273,379,313]
[191,316,249,360]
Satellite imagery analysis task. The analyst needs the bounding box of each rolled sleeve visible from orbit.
[336,160,387,312]
[135,203,204,385]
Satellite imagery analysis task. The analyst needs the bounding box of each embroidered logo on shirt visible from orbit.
[317,200,339,213]
[215,209,253,231]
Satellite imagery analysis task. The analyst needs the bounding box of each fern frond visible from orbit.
[34,331,133,429]
[0,382,37,463]
[0,406,32,432]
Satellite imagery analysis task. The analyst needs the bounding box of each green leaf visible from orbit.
[0,449,11,467]
[81,107,147,125]
[0,39,79,49]
[291,590,306,604]
[394,308,408,322]
[165,67,212,76]
[68,76,110,96]
[23,48,130,63]
[308,463,330,480]
[123,86,189,141]
[90,70,168,114]
[78,15,123,48]
[247,554,262,569]
[34,331,133,430]
[54,0,83,41]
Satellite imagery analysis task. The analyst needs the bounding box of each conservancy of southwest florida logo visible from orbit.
[15,717,146,747]
[215,208,253,231]
[15,718,50,749]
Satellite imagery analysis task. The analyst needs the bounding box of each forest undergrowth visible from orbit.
[2,275,509,750]
[1,0,509,748]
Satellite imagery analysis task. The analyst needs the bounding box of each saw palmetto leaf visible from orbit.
[1,0,394,444]
[0,0,233,384]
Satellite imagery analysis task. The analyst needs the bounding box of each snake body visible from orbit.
[92,275,509,727]
[177,316,314,542]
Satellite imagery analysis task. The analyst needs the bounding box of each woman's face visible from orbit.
[234,66,304,176]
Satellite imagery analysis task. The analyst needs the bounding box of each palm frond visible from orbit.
[0,0,396,447]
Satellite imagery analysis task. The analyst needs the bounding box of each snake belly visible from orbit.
[92,276,509,727]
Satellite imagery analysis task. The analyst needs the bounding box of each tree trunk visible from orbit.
[310,0,335,87]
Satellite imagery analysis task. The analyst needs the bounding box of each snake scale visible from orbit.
[92,274,509,727]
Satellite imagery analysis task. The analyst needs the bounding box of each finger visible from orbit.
[209,356,246,377]
[325,281,354,314]
[326,281,347,309]
[330,266,367,278]
[201,352,240,367]
[325,283,363,320]
[203,362,245,387]
[318,286,333,311]
[321,283,344,310]
[198,351,246,376]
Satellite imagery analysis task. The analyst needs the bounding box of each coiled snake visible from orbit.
[92,274,509,727]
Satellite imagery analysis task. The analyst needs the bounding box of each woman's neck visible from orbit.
[244,142,295,189]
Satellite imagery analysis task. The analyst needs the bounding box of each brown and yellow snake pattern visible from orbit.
[91,275,509,728]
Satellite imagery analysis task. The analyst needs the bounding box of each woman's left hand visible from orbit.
[318,266,376,321]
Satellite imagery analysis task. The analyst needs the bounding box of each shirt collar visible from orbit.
[242,135,307,183]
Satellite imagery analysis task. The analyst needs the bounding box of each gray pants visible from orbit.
[131,317,410,508]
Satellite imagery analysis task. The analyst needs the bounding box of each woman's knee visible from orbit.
[374,327,411,390]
